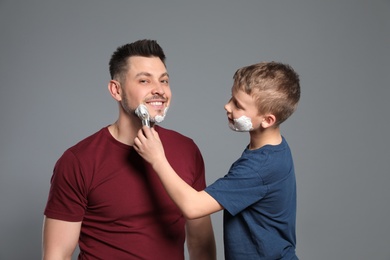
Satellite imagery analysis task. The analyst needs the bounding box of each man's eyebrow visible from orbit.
[135,72,152,77]
[135,72,169,78]
[161,72,169,78]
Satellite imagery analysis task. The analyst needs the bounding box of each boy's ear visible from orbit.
[108,80,122,101]
[261,114,277,128]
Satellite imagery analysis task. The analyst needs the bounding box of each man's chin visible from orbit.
[151,107,169,123]
[150,114,165,123]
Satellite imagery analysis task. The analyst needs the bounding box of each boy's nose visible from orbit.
[224,102,231,112]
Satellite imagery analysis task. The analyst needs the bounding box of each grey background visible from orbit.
[1,1,389,259]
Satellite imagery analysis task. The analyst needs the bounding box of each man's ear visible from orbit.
[261,114,277,128]
[108,80,122,101]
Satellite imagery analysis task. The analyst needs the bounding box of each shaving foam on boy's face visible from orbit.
[229,115,253,132]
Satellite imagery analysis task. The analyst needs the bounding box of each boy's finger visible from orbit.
[151,128,161,142]
[141,126,151,138]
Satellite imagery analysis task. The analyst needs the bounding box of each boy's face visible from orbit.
[224,88,263,132]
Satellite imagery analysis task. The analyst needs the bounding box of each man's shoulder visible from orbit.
[156,125,202,155]
[66,127,109,154]
[155,125,194,143]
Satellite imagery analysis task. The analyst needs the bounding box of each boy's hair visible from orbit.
[233,61,300,126]
[109,39,166,82]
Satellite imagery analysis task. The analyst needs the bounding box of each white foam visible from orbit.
[228,115,253,132]
[151,107,169,123]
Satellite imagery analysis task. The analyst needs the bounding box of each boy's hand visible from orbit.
[134,126,166,167]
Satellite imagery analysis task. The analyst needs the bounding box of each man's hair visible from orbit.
[109,39,166,82]
[233,61,300,126]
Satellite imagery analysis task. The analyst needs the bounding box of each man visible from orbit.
[42,39,216,260]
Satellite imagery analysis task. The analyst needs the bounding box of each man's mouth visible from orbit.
[146,102,169,123]
[148,101,163,106]
[146,100,166,110]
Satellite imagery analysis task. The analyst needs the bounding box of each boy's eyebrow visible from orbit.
[232,96,241,105]
[233,96,247,109]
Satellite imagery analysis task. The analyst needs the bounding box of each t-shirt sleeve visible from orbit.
[190,143,207,191]
[205,157,268,216]
[44,149,87,222]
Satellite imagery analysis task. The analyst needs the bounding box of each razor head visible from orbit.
[135,104,150,127]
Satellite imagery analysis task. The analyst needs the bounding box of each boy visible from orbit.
[134,61,300,259]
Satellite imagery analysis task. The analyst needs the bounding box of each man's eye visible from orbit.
[161,79,169,84]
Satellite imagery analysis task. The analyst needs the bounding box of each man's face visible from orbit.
[120,56,171,122]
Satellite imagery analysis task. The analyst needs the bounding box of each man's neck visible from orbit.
[108,117,142,146]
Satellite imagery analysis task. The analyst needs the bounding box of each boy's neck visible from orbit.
[248,127,282,150]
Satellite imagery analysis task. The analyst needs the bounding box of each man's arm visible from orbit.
[134,127,223,219]
[42,217,81,260]
[186,216,216,260]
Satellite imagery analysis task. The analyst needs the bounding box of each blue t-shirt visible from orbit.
[205,137,298,260]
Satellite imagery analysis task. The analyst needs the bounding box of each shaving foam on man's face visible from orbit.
[144,93,170,123]
[228,115,253,132]
[151,107,169,123]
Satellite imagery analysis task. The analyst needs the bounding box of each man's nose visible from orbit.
[152,82,165,95]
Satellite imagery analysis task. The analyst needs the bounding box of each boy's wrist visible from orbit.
[151,156,169,173]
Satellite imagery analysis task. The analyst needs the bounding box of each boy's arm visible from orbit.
[186,216,216,260]
[42,217,81,260]
[134,126,223,219]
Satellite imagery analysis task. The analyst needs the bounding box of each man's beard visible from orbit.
[120,91,135,117]
[120,92,168,123]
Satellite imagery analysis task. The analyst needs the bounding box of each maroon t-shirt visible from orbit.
[44,126,206,259]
